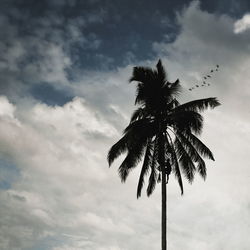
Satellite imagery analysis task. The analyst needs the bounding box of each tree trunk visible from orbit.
[161,164,167,250]
[159,131,167,250]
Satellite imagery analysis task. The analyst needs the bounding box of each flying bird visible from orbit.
[188,64,220,92]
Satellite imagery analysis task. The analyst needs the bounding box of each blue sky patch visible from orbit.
[30,83,74,106]
[0,157,20,190]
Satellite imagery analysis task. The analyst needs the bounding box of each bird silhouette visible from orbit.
[187,64,220,92]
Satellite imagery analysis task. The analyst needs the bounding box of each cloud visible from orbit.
[0,92,162,250]
[0,96,16,118]
[153,1,250,115]
[0,96,122,249]
[0,5,105,104]
[234,13,250,33]
[0,14,71,101]
[152,2,250,249]
[1,1,250,250]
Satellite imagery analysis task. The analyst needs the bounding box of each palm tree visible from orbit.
[107,60,220,250]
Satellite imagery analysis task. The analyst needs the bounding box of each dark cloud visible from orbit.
[30,83,74,106]
[2,0,250,105]
[1,1,250,249]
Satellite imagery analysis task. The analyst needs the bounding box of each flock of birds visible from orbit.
[188,64,219,91]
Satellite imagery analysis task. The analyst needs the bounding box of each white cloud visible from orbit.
[0,92,161,250]
[31,97,117,138]
[234,13,250,33]
[0,96,16,119]
[152,2,250,249]
[0,96,121,249]
[1,1,250,250]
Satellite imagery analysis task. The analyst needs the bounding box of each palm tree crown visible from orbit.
[108,59,220,197]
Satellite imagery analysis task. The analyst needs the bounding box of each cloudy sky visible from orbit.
[1,0,250,249]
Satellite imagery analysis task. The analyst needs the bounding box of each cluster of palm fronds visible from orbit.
[188,65,219,91]
[108,60,220,196]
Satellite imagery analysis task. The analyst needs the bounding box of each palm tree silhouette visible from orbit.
[107,60,220,250]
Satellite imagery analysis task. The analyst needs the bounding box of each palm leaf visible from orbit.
[129,66,156,85]
[174,97,220,113]
[176,131,207,179]
[108,134,129,166]
[181,131,215,161]
[147,138,159,196]
[156,59,167,84]
[130,107,146,123]
[146,164,157,196]
[118,137,147,182]
[108,118,155,166]
[137,139,154,198]
[168,110,204,135]
[174,136,196,183]
[165,132,184,194]
[124,118,156,138]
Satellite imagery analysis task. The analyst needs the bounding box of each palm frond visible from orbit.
[166,98,180,110]
[118,137,147,182]
[146,138,159,196]
[146,161,158,196]
[129,66,156,84]
[108,118,153,166]
[168,110,204,135]
[169,79,182,96]
[165,132,184,194]
[156,59,167,84]
[181,132,215,161]
[137,140,154,198]
[134,83,147,105]
[162,79,182,99]
[131,62,172,107]
[108,134,129,166]
[174,136,196,183]
[134,82,162,107]
[176,131,207,179]
[124,118,156,138]
[130,107,146,123]
[174,97,220,113]
[197,157,206,179]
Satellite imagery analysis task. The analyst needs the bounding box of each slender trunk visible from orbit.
[159,131,167,250]
[161,164,167,250]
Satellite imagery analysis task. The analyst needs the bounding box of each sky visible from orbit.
[0,0,250,249]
